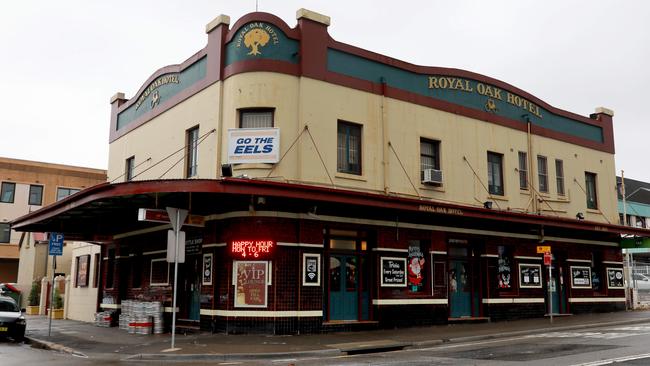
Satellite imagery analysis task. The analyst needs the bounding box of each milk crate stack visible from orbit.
[118,300,164,335]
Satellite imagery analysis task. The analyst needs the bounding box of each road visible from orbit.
[3,323,650,365]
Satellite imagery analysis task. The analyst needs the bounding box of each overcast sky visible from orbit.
[1,1,649,181]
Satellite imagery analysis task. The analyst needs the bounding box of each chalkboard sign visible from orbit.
[571,266,592,288]
[606,267,624,289]
[380,257,407,287]
[519,263,542,288]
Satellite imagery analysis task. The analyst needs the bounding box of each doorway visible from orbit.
[448,245,479,318]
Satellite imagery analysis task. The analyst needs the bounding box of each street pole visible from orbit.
[48,256,55,336]
[548,258,553,324]
[171,211,180,350]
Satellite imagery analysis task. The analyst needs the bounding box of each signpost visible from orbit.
[47,233,64,337]
[538,245,553,324]
[166,207,188,351]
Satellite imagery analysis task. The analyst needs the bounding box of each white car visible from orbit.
[632,273,650,290]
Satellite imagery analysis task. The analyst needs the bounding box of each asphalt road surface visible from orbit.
[4,323,650,365]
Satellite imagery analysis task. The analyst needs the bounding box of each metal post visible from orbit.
[548,261,553,324]
[48,256,55,336]
[171,211,180,350]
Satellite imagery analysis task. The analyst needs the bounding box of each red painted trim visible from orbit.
[225,12,301,43]
[223,60,300,79]
[11,179,649,238]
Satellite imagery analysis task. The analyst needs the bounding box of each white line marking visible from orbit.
[571,352,650,366]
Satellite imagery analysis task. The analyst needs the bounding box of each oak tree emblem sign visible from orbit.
[244,29,270,56]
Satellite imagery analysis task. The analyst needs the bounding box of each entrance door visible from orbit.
[547,265,567,314]
[449,259,472,317]
[329,255,358,320]
[181,256,201,321]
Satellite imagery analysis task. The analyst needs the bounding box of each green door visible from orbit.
[547,266,566,314]
[188,257,201,321]
[449,260,472,318]
[329,255,358,320]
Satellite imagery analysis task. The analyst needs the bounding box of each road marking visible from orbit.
[526,331,650,340]
[571,352,650,366]
[415,336,525,351]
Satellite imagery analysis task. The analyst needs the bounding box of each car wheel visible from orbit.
[13,332,25,343]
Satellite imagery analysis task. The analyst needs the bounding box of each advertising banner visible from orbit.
[227,128,280,164]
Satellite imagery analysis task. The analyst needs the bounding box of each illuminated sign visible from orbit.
[231,240,275,259]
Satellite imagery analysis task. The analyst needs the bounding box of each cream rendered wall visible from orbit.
[67,243,100,323]
[107,83,221,182]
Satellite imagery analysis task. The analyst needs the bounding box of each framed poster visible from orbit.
[233,261,269,308]
[302,253,320,286]
[519,263,542,288]
[571,266,592,288]
[76,254,90,287]
[380,257,407,287]
[407,243,425,292]
[606,267,624,289]
[202,253,213,285]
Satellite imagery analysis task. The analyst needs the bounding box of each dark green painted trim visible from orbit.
[621,237,650,248]
[117,57,207,130]
[327,49,603,143]
[225,22,299,66]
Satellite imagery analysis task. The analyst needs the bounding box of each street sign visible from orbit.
[167,230,186,263]
[544,252,552,266]
[537,245,551,254]
[48,233,64,256]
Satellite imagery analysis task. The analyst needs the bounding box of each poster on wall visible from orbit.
[76,255,90,287]
[571,266,592,288]
[227,128,280,164]
[606,267,624,289]
[519,263,542,288]
[233,261,269,307]
[202,253,213,285]
[302,253,320,286]
[408,243,425,292]
[380,257,406,287]
[497,246,511,289]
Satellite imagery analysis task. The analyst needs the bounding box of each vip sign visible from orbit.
[227,128,280,164]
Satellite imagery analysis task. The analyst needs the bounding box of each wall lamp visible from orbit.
[576,212,585,220]
[483,201,493,209]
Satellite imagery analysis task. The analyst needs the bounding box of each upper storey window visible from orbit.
[337,121,362,175]
[420,139,441,185]
[555,159,565,196]
[0,182,15,203]
[240,109,274,128]
[487,152,504,196]
[125,156,135,182]
[518,152,528,190]
[585,172,598,209]
[57,187,80,201]
[186,127,199,178]
[537,155,548,193]
[28,185,43,206]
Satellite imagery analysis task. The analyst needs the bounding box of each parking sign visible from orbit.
[48,233,64,256]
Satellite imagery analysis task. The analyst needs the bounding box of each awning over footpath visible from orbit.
[11,178,650,244]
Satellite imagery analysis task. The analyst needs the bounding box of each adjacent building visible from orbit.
[11,9,650,333]
[0,157,106,305]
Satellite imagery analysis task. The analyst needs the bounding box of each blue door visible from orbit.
[329,255,358,320]
[449,260,472,318]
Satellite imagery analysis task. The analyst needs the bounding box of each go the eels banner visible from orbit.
[227,128,280,164]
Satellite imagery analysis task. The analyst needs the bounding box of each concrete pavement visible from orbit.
[24,310,650,362]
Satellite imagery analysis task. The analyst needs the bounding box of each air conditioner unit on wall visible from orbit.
[422,169,443,184]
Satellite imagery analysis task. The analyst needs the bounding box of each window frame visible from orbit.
[518,151,528,190]
[75,254,90,288]
[537,155,548,193]
[0,223,10,243]
[585,172,598,209]
[239,108,274,128]
[56,187,81,201]
[555,159,565,196]
[420,138,441,183]
[125,156,135,182]
[337,120,363,175]
[28,184,44,206]
[185,126,199,178]
[487,151,504,196]
[150,258,170,286]
[0,182,16,203]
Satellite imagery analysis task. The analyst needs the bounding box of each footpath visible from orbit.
[24,310,650,362]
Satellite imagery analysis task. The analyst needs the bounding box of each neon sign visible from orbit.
[231,240,275,258]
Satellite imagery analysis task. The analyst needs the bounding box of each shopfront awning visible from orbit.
[11,178,650,244]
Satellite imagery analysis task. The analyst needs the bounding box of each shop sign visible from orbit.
[407,244,425,292]
[227,128,280,164]
[570,266,592,288]
[137,208,205,227]
[76,254,90,287]
[231,239,275,259]
[202,254,213,285]
[519,263,542,288]
[134,74,179,110]
[536,246,551,254]
[380,257,407,287]
[185,237,203,255]
[606,268,624,289]
[233,261,269,308]
[302,253,320,286]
